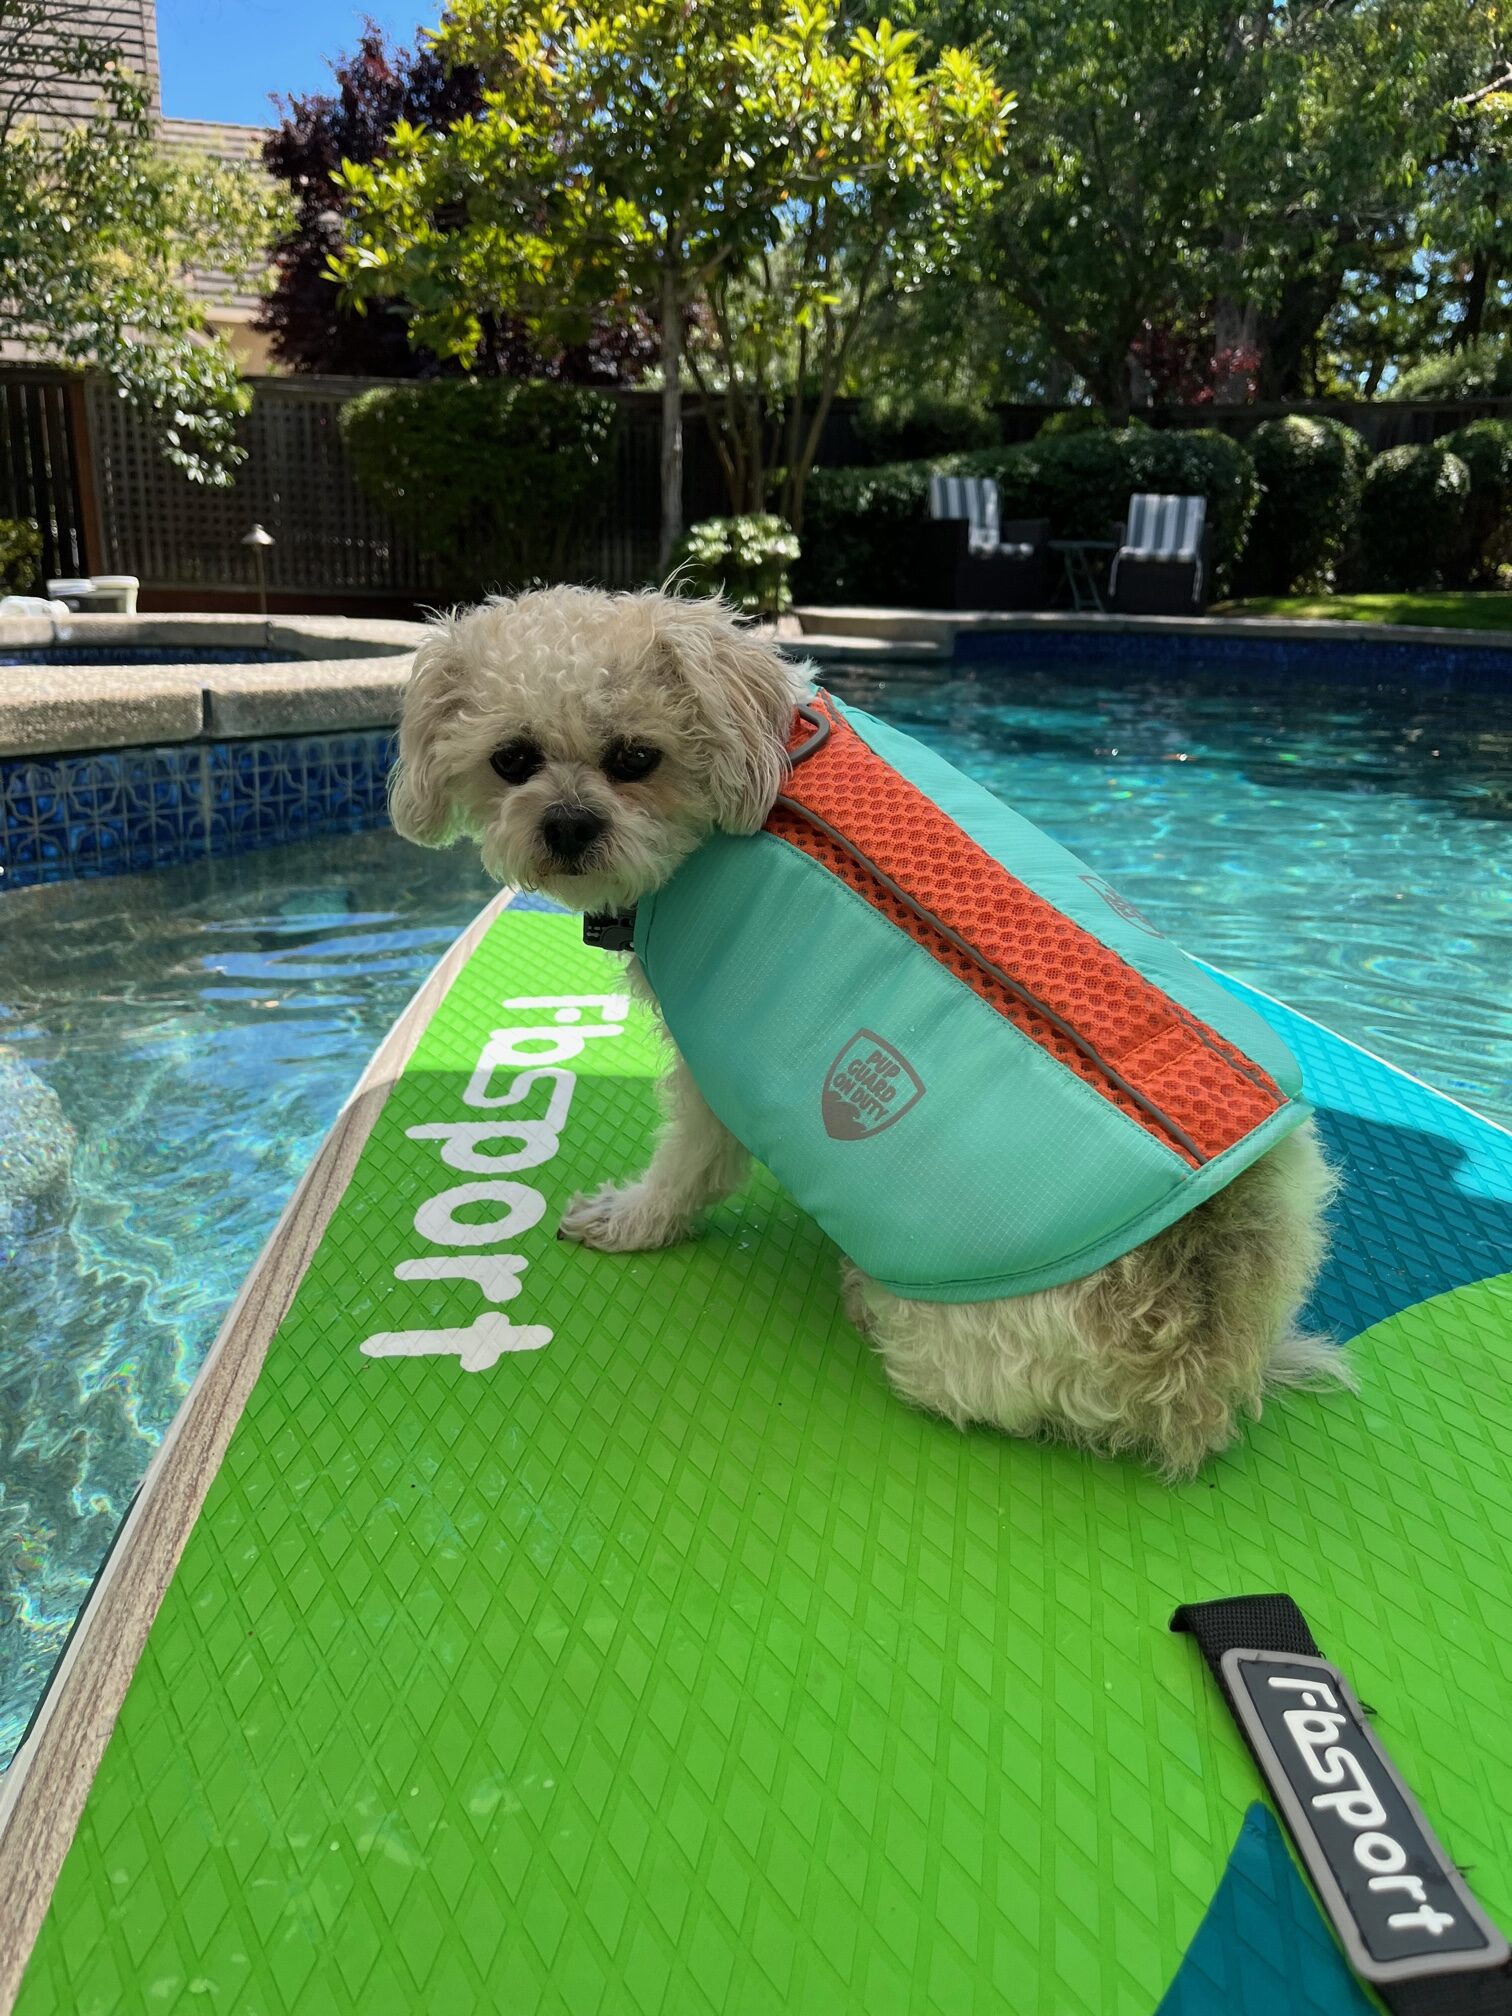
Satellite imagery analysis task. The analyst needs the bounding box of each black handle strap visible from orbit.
[1172,1595,1511,2016]
[1172,1591,1323,1674]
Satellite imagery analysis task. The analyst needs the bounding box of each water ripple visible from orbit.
[0,831,492,1767]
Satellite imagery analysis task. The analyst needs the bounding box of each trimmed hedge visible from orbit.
[1239,415,1370,595]
[1442,419,1512,582]
[853,389,1000,464]
[339,379,618,592]
[1036,408,1121,437]
[1358,444,1471,591]
[797,428,1258,604]
[798,461,935,605]
[0,518,42,596]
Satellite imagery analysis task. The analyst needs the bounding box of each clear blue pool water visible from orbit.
[0,656,1509,1767]
[0,831,493,1766]
[826,659,1512,1127]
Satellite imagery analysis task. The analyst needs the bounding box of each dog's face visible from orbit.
[388,587,805,912]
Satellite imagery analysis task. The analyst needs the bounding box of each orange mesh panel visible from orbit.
[772,700,1285,1164]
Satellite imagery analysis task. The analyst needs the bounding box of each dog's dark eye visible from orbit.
[603,741,662,784]
[489,739,543,785]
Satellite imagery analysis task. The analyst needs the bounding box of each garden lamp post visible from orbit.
[242,523,274,618]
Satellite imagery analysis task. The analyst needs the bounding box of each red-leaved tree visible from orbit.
[257,21,656,383]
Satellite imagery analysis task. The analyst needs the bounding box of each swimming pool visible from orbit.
[1,656,1509,1767]
[826,659,1512,1127]
[0,831,493,1766]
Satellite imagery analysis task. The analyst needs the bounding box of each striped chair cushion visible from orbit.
[928,474,1001,554]
[1122,493,1206,561]
[1111,493,1207,602]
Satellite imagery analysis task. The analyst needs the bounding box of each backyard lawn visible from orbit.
[1215,592,1512,632]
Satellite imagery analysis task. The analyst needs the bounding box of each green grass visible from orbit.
[1213,591,1512,632]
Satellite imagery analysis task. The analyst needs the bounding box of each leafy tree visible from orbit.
[0,0,286,482]
[332,1,1007,564]
[1390,333,1512,401]
[889,0,1497,406]
[260,21,655,382]
[684,15,1007,534]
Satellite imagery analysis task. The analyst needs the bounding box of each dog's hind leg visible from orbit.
[559,1048,749,1252]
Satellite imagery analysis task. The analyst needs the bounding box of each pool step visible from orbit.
[781,630,952,667]
[791,606,960,645]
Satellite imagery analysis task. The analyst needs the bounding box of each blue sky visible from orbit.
[157,1,423,126]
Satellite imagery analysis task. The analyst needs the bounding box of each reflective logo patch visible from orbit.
[1221,1649,1511,1987]
[1080,873,1164,937]
[822,1031,925,1141]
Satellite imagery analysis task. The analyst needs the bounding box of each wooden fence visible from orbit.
[0,368,736,611]
[1,361,1506,612]
[0,371,91,586]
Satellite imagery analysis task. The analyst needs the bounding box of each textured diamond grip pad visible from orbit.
[16,912,1512,2014]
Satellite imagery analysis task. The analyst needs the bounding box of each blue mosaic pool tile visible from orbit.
[956,625,1512,693]
[0,729,397,892]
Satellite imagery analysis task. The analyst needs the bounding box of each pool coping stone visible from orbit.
[0,613,426,757]
[6,607,1510,758]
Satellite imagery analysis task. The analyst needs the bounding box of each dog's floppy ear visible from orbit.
[650,595,801,834]
[388,613,473,845]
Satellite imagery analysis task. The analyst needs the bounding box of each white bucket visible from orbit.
[89,576,140,614]
[45,575,141,615]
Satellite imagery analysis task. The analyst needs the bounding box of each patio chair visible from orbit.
[923,474,1052,611]
[1108,494,1210,614]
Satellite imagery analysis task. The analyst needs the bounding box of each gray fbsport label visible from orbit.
[1221,1649,1511,1987]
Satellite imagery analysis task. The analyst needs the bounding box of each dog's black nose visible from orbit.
[540,804,607,864]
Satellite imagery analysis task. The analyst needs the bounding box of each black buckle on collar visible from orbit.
[583,909,637,951]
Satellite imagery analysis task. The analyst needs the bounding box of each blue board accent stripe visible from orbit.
[1215,974,1512,1342]
[1158,1804,1376,2016]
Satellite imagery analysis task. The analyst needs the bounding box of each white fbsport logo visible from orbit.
[361,993,627,1372]
[1222,1649,1510,1986]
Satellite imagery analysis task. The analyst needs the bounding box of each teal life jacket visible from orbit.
[628,691,1310,1304]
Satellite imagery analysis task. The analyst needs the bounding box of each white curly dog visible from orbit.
[389,584,1345,1478]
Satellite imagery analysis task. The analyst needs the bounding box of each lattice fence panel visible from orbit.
[86,377,449,598]
[78,377,743,600]
[0,371,88,586]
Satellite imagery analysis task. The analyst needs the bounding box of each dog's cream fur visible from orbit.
[392,584,1347,1478]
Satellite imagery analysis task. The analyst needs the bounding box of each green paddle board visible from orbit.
[11,903,1511,2013]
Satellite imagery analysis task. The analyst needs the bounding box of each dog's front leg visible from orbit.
[559,1048,749,1253]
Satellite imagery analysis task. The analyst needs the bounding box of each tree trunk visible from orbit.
[1212,291,1258,404]
[1460,251,1490,347]
[658,263,684,575]
[1255,269,1343,400]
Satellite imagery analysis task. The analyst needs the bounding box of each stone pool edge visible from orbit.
[0,613,424,759]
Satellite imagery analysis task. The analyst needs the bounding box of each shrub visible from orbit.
[1036,408,1114,438]
[1390,336,1512,402]
[853,389,1001,464]
[1238,415,1370,595]
[796,460,936,603]
[1441,420,1512,582]
[674,514,799,616]
[338,379,619,591]
[0,519,43,596]
[798,428,1259,604]
[1357,444,1471,591]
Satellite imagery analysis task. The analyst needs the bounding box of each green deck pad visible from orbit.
[17,911,1512,2015]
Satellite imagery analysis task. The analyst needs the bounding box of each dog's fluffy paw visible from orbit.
[558,1182,689,1253]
